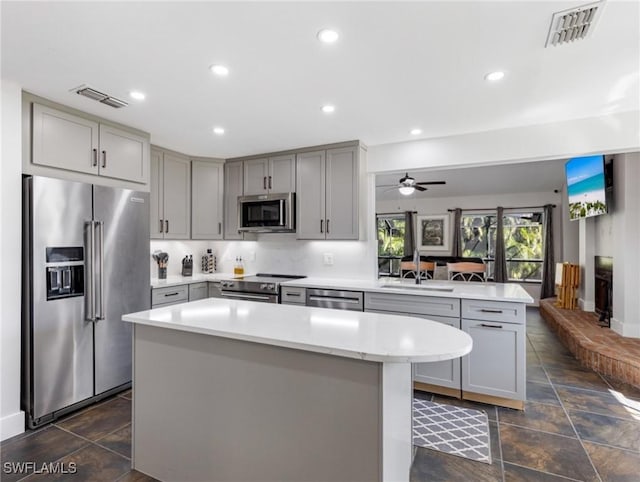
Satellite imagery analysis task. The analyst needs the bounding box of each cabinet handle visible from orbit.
[320,219,323,233]
[263,176,267,190]
[165,220,169,233]
[101,150,107,168]
[164,292,180,297]
[480,323,503,329]
[159,219,164,233]
[218,222,222,235]
[326,219,330,234]
[268,176,272,189]
[92,148,98,167]
[480,309,503,313]
[285,292,301,297]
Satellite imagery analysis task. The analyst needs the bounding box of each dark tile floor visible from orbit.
[2,308,639,481]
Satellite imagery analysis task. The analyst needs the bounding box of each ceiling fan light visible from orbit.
[399,186,415,195]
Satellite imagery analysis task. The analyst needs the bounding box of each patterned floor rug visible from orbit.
[413,398,492,464]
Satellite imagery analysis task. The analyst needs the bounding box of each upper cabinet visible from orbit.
[150,148,191,239]
[296,145,359,240]
[224,161,244,240]
[192,160,224,240]
[31,102,149,185]
[243,154,295,195]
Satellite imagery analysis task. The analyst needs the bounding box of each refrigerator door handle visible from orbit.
[85,221,96,321]
[96,221,105,321]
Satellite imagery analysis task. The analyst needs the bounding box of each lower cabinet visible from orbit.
[461,318,526,401]
[188,282,208,302]
[151,285,188,308]
[413,315,461,391]
[208,282,222,298]
[280,286,306,305]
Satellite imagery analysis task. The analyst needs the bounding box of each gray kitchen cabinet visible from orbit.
[224,161,243,240]
[32,102,148,184]
[150,148,191,239]
[192,160,224,240]
[243,155,295,195]
[151,285,189,307]
[188,282,208,301]
[364,291,461,392]
[461,318,526,402]
[296,146,358,240]
[208,282,222,298]
[280,286,306,305]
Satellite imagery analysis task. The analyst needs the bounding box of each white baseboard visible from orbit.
[578,298,595,312]
[0,411,25,441]
[611,317,640,339]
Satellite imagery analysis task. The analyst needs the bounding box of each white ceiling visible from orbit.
[375,158,567,201]
[1,1,638,160]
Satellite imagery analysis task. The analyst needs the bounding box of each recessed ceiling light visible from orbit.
[210,64,229,76]
[213,127,225,135]
[484,71,505,81]
[322,105,335,113]
[410,128,422,135]
[317,29,339,43]
[129,91,145,100]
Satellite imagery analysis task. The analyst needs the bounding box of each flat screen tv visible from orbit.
[566,155,608,221]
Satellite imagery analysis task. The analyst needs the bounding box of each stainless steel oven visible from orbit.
[238,193,295,233]
[219,273,305,303]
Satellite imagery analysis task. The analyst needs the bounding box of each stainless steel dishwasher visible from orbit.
[305,288,364,311]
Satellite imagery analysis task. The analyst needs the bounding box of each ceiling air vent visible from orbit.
[74,86,128,109]
[545,1,603,47]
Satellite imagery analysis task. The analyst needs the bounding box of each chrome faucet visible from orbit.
[413,249,422,285]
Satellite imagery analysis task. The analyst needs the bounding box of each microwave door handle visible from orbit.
[279,199,285,226]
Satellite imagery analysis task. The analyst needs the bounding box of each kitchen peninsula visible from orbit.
[123,298,472,482]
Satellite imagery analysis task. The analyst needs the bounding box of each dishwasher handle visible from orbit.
[305,289,364,311]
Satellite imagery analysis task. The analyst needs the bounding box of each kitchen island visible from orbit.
[123,299,472,482]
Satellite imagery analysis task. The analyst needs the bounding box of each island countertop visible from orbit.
[123,298,472,363]
[281,277,534,303]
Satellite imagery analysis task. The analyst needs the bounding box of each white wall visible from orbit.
[377,190,563,304]
[1,80,25,440]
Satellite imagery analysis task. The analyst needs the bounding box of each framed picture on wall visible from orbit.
[418,214,449,251]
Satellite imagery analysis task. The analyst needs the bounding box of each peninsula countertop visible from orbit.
[281,277,534,303]
[123,298,472,363]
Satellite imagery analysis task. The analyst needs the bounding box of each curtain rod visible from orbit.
[376,211,417,215]
[447,205,555,212]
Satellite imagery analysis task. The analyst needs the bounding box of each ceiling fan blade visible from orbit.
[415,181,446,185]
[415,185,427,191]
[376,184,401,188]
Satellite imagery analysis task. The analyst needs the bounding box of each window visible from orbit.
[460,211,543,282]
[377,214,406,277]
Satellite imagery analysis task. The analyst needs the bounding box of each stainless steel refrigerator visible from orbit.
[22,175,149,428]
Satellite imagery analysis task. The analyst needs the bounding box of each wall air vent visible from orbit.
[545,1,603,47]
[74,86,128,108]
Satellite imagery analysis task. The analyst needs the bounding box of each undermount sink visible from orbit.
[380,284,454,292]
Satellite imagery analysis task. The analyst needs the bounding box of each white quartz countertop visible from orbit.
[281,277,534,303]
[151,273,238,288]
[123,298,472,363]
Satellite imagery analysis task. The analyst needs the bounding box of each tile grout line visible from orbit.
[53,424,132,461]
[531,325,604,482]
[501,461,586,482]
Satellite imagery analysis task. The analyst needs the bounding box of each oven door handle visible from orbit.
[220,292,274,301]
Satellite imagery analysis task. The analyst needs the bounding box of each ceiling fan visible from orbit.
[378,173,446,195]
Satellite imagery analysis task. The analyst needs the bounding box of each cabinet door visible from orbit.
[269,154,296,193]
[188,283,209,301]
[162,153,191,239]
[296,150,326,239]
[461,319,526,401]
[224,161,244,240]
[413,315,461,390]
[325,146,358,240]
[150,149,163,239]
[243,158,269,195]
[32,103,99,175]
[192,161,224,239]
[98,124,148,183]
[208,282,222,298]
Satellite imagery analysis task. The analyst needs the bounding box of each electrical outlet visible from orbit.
[323,253,334,265]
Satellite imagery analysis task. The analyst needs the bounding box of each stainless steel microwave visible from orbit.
[238,192,295,232]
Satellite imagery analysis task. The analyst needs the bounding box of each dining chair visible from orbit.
[447,262,487,282]
[401,261,436,280]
